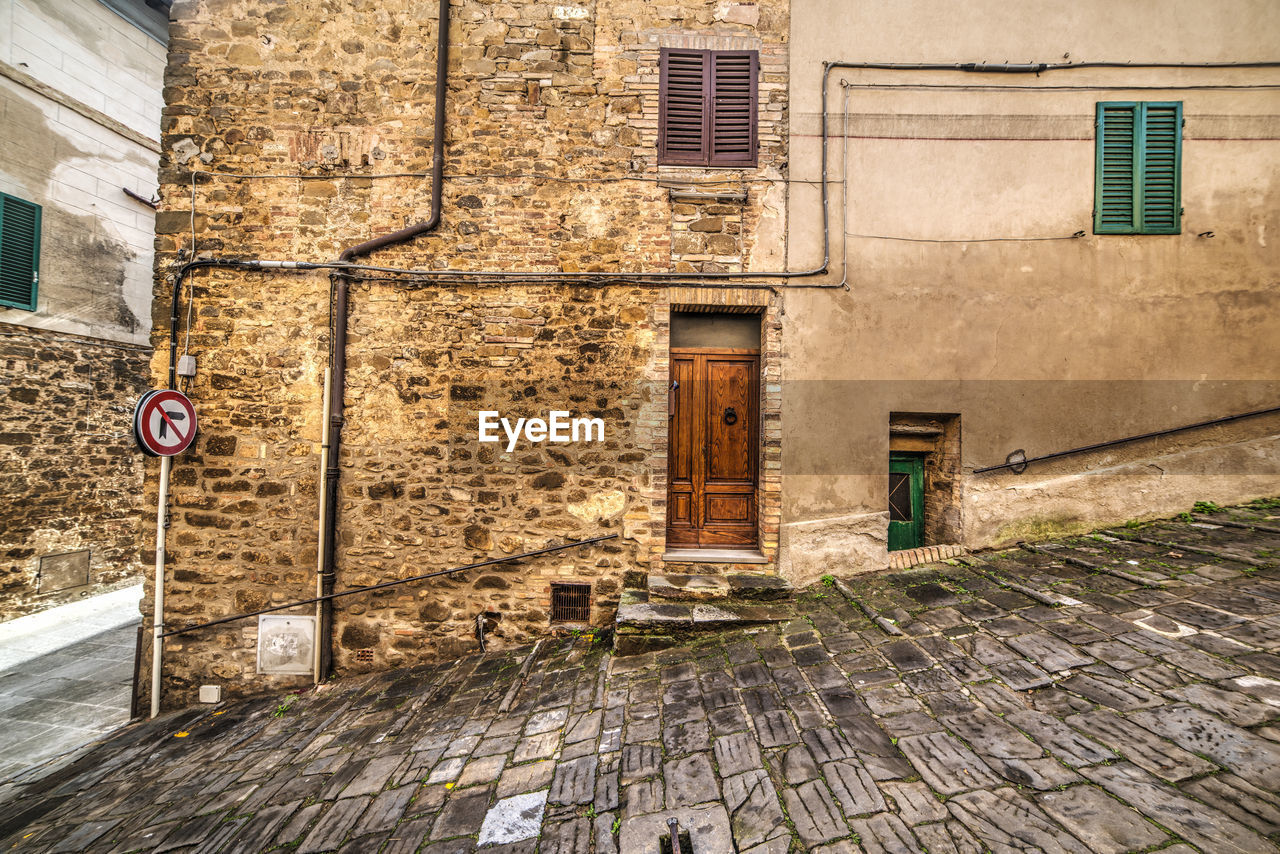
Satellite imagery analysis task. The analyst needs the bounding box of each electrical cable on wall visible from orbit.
[837,83,1280,91]
[845,231,1088,243]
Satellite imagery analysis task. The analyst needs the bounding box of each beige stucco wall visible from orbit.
[0,0,164,344]
[779,0,1280,584]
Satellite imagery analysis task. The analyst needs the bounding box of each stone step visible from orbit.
[647,572,794,602]
[614,587,797,656]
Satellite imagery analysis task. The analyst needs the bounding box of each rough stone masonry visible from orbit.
[0,322,150,621]
[147,0,790,706]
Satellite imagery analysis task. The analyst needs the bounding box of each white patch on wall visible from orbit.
[257,615,315,675]
[553,6,590,19]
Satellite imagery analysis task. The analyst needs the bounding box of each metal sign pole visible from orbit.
[150,454,170,718]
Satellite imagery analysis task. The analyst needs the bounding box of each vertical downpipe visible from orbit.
[320,275,348,680]
[318,0,450,679]
[314,367,332,684]
[150,454,171,718]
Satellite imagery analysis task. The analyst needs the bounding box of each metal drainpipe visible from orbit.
[318,0,451,680]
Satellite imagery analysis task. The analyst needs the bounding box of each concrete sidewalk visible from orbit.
[0,584,142,672]
[0,585,141,781]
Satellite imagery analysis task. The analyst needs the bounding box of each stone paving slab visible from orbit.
[2,506,1280,852]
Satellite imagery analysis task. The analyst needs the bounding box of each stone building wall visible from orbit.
[0,0,166,621]
[146,0,789,707]
[0,322,151,620]
[777,0,1280,583]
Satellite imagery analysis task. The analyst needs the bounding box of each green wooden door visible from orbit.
[888,455,923,552]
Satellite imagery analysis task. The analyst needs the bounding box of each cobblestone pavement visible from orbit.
[3,503,1280,852]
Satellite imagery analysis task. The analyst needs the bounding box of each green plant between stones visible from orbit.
[272,693,300,718]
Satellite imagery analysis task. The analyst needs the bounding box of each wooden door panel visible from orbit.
[669,493,693,525]
[666,348,759,549]
[669,357,696,487]
[706,495,751,523]
[696,525,759,547]
[888,455,924,551]
[666,525,701,546]
[666,356,698,539]
[706,359,754,483]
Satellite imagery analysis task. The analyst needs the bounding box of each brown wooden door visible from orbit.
[667,348,759,548]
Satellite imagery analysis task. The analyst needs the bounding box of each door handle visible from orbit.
[723,406,737,425]
[668,380,678,418]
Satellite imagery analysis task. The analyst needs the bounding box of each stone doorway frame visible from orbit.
[639,287,783,573]
[888,412,963,549]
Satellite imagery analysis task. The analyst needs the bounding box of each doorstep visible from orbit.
[661,549,770,565]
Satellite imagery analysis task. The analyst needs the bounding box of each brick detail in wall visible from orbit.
[888,544,966,571]
[0,322,149,620]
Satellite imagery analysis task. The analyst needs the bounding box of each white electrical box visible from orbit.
[257,615,316,675]
[198,685,222,703]
[177,354,197,377]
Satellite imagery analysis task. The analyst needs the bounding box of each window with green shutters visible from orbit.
[0,192,41,310]
[1094,102,1183,234]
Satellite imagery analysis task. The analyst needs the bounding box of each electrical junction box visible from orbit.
[198,685,222,704]
[177,355,197,377]
[257,615,316,675]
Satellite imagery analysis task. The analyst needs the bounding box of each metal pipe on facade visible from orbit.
[318,0,452,680]
[838,82,851,289]
[317,273,348,679]
[313,366,331,684]
[974,404,1280,474]
[819,60,1280,72]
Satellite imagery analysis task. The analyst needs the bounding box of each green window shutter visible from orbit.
[1095,102,1138,233]
[0,193,41,311]
[1094,101,1182,235]
[1139,102,1182,234]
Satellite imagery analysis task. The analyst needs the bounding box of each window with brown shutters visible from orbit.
[659,48,758,168]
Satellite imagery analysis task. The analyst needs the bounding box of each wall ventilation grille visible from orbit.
[550,582,592,623]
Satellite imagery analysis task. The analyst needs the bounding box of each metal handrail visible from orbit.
[159,533,618,638]
[975,405,1280,474]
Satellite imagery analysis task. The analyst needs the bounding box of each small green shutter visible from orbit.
[1094,102,1182,235]
[1140,103,1182,233]
[0,193,41,310]
[1095,103,1137,233]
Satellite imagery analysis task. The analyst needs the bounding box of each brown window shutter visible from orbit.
[709,51,757,167]
[659,48,710,165]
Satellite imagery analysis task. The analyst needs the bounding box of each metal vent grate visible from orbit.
[354,649,374,663]
[550,582,592,623]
